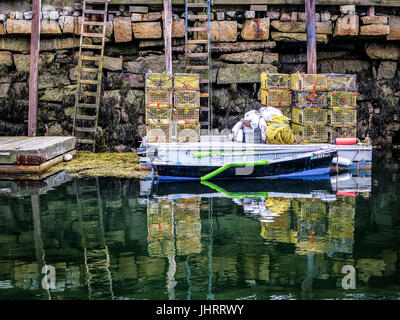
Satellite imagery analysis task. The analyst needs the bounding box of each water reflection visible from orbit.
[0,153,399,300]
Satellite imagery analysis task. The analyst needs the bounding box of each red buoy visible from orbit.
[335,138,357,145]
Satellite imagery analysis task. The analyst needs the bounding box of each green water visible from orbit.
[0,151,399,300]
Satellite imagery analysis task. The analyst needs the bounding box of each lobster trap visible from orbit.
[146,124,171,143]
[145,106,172,125]
[327,74,357,91]
[145,73,173,90]
[292,107,330,126]
[278,106,292,120]
[291,73,329,91]
[329,91,357,108]
[174,90,200,108]
[175,122,200,142]
[293,91,329,108]
[261,89,292,107]
[174,73,200,90]
[145,89,173,108]
[291,123,331,143]
[261,73,291,90]
[330,107,357,127]
[330,126,357,143]
[173,107,199,123]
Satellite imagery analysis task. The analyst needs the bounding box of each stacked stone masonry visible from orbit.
[0,4,399,149]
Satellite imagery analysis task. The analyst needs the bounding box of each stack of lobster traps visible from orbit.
[173,73,201,142]
[145,73,173,142]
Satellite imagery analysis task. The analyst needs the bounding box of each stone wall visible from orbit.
[0,4,400,149]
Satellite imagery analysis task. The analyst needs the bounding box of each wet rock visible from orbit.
[377,61,397,80]
[40,38,80,51]
[38,73,70,90]
[23,11,33,20]
[271,21,332,34]
[125,54,165,74]
[0,51,13,67]
[195,21,237,42]
[45,123,63,136]
[340,5,356,15]
[321,12,331,22]
[361,16,388,25]
[40,85,77,102]
[263,52,279,64]
[0,83,10,98]
[280,13,291,22]
[320,59,370,74]
[333,15,359,37]
[131,12,162,22]
[132,22,162,39]
[220,51,263,64]
[114,17,132,43]
[216,12,225,21]
[271,32,328,43]
[267,12,280,20]
[365,43,400,61]
[211,41,276,53]
[360,24,390,36]
[245,11,255,19]
[217,63,277,84]
[41,20,62,35]
[59,16,75,34]
[241,18,270,40]
[0,23,5,35]
[5,19,31,34]
[387,16,400,40]
[103,56,123,71]
[172,19,185,38]
[0,14,6,22]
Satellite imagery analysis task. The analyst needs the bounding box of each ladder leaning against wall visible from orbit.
[184,0,213,134]
[73,0,110,152]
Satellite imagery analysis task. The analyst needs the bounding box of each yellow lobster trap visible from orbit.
[329,91,357,108]
[330,107,357,127]
[145,89,173,108]
[261,89,292,107]
[330,126,357,143]
[292,107,330,126]
[261,73,291,90]
[174,73,200,90]
[175,122,200,142]
[173,107,199,123]
[293,91,329,108]
[291,73,329,91]
[145,73,173,90]
[146,124,171,143]
[292,123,331,143]
[174,90,200,108]
[145,106,172,125]
[327,74,357,91]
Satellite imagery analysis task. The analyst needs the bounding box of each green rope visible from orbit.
[201,181,269,199]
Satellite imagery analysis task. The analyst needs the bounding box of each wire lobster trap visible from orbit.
[329,91,357,108]
[174,90,200,108]
[292,107,330,126]
[145,106,172,125]
[291,73,329,91]
[261,73,291,90]
[175,122,200,142]
[327,74,357,91]
[174,73,200,90]
[145,89,173,108]
[173,107,199,123]
[145,73,173,90]
[292,123,331,143]
[261,89,292,107]
[330,107,357,127]
[146,124,171,143]
[293,91,329,108]
[330,126,357,143]
[279,106,292,120]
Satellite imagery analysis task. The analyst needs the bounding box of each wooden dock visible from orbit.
[0,136,76,178]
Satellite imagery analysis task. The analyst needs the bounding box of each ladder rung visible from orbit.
[82,21,106,26]
[77,138,95,144]
[186,65,209,70]
[82,32,105,38]
[80,91,100,97]
[188,53,209,58]
[188,40,209,44]
[85,0,108,3]
[187,14,208,20]
[81,67,101,73]
[187,3,208,7]
[75,127,97,133]
[80,56,102,61]
[200,107,210,112]
[200,79,209,84]
[188,27,208,32]
[76,115,97,121]
[200,93,209,98]
[77,103,98,108]
[81,44,104,50]
[83,9,107,15]
[200,122,210,126]
[79,79,100,85]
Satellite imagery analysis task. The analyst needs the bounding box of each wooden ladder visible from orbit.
[73,0,109,152]
[185,0,213,134]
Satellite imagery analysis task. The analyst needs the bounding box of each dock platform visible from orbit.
[0,136,76,178]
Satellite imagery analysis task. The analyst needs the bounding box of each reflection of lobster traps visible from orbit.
[329,91,357,108]
[146,125,171,142]
[291,123,331,143]
[261,73,291,90]
[173,108,199,124]
[291,73,329,91]
[293,91,329,108]
[261,89,292,107]
[174,90,200,108]
[292,198,327,220]
[296,237,327,255]
[145,89,173,108]
[146,106,172,125]
[330,107,357,127]
[330,126,357,143]
[145,73,173,90]
[327,74,357,91]
[261,222,296,244]
[175,122,200,142]
[174,73,200,90]
[327,204,355,239]
[292,107,330,126]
